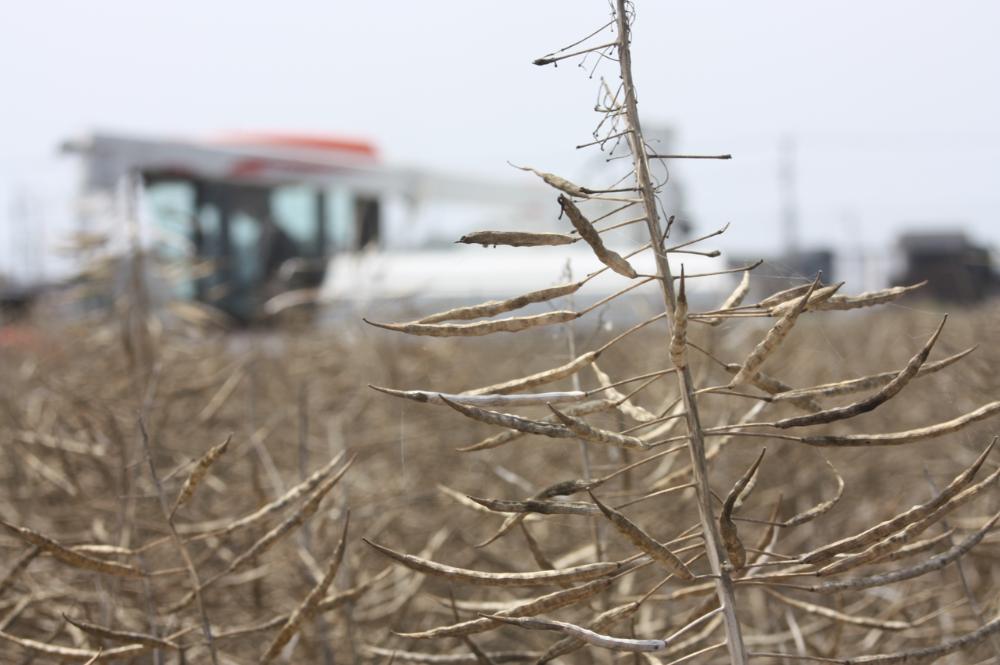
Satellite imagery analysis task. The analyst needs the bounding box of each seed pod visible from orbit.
[465,351,600,396]
[442,397,573,439]
[0,521,143,579]
[369,385,585,407]
[458,231,576,247]
[719,449,766,570]
[589,492,694,580]
[365,310,580,337]
[418,281,585,324]
[773,316,946,429]
[772,346,975,402]
[457,399,616,452]
[395,577,613,640]
[559,195,638,278]
[730,276,820,386]
[364,539,636,587]
[703,270,751,326]
[767,282,843,317]
[548,405,649,450]
[812,281,927,311]
[170,434,232,518]
[799,401,1000,447]
[669,268,688,368]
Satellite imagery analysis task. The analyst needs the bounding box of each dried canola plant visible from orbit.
[364,2,1000,664]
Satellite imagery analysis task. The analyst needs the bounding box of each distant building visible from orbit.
[893,231,997,303]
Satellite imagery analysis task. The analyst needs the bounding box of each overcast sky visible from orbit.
[2,1,999,280]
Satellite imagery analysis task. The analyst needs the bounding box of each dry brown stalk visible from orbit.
[260,512,350,663]
[559,195,638,277]
[457,231,576,247]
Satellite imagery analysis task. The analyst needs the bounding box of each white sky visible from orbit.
[2,1,999,281]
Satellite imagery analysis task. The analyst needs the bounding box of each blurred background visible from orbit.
[2,0,999,322]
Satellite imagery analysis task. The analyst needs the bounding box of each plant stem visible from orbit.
[613,2,748,663]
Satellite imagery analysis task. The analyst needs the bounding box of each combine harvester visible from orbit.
[63,131,730,325]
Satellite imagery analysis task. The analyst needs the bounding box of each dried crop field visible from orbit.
[0,299,998,664]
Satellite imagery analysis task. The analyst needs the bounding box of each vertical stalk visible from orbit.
[613,2,748,663]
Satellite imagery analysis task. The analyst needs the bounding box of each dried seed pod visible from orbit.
[511,164,589,198]
[395,577,613,640]
[772,345,975,402]
[590,363,660,422]
[369,385,585,407]
[772,316,946,429]
[798,401,1000,447]
[535,601,640,662]
[189,452,351,537]
[669,268,688,368]
[757,282,818,309]
[465,351,600,396]
[485,614,667,653]
[780,459,844,528]
[418,281,585,324]
[458,399,616,452]
[704,269,751,326]
[589,492,694,580]
[559,195,638,278]
[763,591,911,631]
[818,466,1000,575]
[63,615,179,650]
[170,434,232,518]
[811,281,927,311]
[362,646,541,663]
[0,521,143,578]
[0,546,40,597]
[442,398,573,439]
[548,405,649,450]
[469,495,599,517]
[363,539,636,587]
[365,310,580,337]
[260,513,350,663]
[809,510,1000,591]
[458,231,576,247]
[801,438,994,564]
[730,276,820,386]
[719,449,766,570]
[0,632,148,662]
[767,282,843,317]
